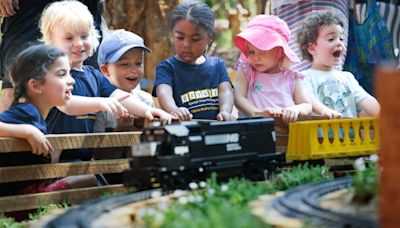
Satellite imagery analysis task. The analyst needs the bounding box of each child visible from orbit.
[94,29,154,133]
[39,1,173,161]
[0,44,96,196]
[297,11,380,118]
[152,0,235,121]
[234,15,312,123]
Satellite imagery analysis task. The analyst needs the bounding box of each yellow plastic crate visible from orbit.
[286,117,379,161]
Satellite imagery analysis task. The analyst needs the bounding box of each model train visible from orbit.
[123,116,379,191]
[124,118,285,191]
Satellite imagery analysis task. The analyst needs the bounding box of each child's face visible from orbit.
[101,48,144,92]
[172,19,210,64]
[308,24,345,71]
[246,43,281,74]
[39,56,75,107]
[50,23,93,70]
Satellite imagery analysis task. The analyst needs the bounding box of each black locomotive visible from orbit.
[124,118,285,191]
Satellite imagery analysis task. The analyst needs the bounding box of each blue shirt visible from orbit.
[0,103,50,167]
[0,103,46,133]
[153,55,231,120]
[46,65,117,160]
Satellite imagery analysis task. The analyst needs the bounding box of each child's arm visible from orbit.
[217,81,235,121]
[357,95,380,117]
[156,84,192,121]
[0,122,53,156]
[282,77,312,122]
[234,65,262,116]
[308,95,343,119]
[302,79,342,119]
[111,89,174,123]
[58,94,129,118]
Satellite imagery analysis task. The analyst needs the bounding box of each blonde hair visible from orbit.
[39,0,99,55]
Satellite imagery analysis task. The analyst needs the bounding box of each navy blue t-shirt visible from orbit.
[46,66,117,160]
[153,55,231,120]
[0,103,50,167]
[0,103,52,196]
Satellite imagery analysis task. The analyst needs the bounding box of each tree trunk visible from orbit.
[104,0,179,85]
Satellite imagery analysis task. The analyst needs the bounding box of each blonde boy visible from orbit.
[39,0,172,160]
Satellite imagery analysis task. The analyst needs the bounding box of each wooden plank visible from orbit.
[0,184,131,212]
[0,159,131,183]
[0,131,141,153]
[376,66,400,227]
[254,112,328,121]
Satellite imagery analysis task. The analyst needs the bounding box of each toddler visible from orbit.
[297,11,380,118]
[234,15,311,123]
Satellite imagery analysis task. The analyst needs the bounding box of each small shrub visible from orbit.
[352,155,379,203]
[140,164,333,227]
[270,163,333,191]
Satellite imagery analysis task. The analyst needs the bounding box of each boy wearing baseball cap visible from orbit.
[95,29,154,133]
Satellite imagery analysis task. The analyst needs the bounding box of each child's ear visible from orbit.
[307,42,316,56]
[99,64,111,78]
[27,79,43,95]
[208,33,215,44]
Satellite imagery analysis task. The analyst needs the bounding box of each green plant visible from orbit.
[270,163,333,191]
[352,155,379,203]
[0,215,25,228]
[140,174,272,228]
[140,165,333,227]
[28,201,69,221]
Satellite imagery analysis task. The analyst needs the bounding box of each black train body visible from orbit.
[124,118,285,191]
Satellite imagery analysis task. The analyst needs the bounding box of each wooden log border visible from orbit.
[0,131,141,153]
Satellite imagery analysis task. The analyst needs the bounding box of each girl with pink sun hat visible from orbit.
[234,15,311,123]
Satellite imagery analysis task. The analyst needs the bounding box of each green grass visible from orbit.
[140,164,334,227]
[0,202,69,228]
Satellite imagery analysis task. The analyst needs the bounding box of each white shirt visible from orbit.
[302,69,369,118]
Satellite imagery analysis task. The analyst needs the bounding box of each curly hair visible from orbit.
[296,11,344,62]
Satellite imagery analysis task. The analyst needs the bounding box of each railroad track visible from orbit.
[44,189,162,228]
[270,177,378,227]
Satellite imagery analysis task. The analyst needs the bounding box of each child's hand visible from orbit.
[281,107,300,123]
[170,107,192,121]
[99,94,129,118]
[146,108,175,124]
[320,107,343,119]
[217,111,236,121]
[263,107,283,117]
[115,113,135,131]
[22,125,54,156]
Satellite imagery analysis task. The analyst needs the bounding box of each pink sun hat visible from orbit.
[234,15,300,63]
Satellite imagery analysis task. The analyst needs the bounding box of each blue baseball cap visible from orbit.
[97,29,151,65]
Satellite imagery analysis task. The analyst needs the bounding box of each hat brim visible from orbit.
[234,27,299,63]
[107,44,151,64]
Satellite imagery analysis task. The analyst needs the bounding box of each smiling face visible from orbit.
[308,24,345,71]
[172,19,211,64]
[50,23,93,70]
[100,48,145,92]
[38,56,75,107]
[246,42,281,74]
